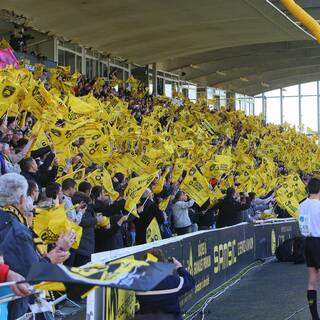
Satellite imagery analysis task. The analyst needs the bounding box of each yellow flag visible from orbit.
[180,167,210,207]
[153,168,170,194]
[0,79,23,106]
[87,168,119,201]
[209,187,224,207]
[159,196,171,211]
[68,93,99,114]
[202,155,233,178]
[34,282,66,292]
[172,158,189,183]
[33,204,83,249]
[34,64,44,79]
[146,217,162,243]
[23,81,55,118]
[32,128,50,151]
[275,187,299,220]
[56,168,86,186]
[124,172,158,216]
[97,216,110,228]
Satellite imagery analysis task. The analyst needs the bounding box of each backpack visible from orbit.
[275,237,305,263]
[292,237,305,264]
[275,239,294,262]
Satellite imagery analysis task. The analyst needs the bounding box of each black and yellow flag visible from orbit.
[87,168,119,201]
[146,218,162,243]
[33,204,83,249]
[180,167,210,207]
[124,172,158,216]
[27,259,175,293]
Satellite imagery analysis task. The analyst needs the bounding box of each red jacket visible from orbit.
[0,264,9,282]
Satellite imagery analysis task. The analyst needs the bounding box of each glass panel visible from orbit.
[254,97,263,116]
[76,55,82,73]
[249,102,254,115]
[189,85,197,102]
[58,49,64,66]
[245,101,250,115]
[282,85,299,97]
[265,89,280,97]
[86,58,92,78]
[124,71,129,82]
[65,51,75,72]
[236,98,240,110]
[301,81,317,96]
[182,86,188,98]
[207,87,214,100]
[283,96,299,127]
[165,81,172,98]
[157,78,164,95]
[266,97,281,124]
[301,96,318,132]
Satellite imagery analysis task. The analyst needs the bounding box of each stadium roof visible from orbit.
[1,0,316,95]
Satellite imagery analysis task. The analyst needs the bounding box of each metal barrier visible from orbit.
[87,219,300,320]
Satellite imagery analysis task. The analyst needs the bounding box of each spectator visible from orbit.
[78,181,92,197]
[136,249,195,320]
[0,173,73,319]
[25,179,39,213]
[10,128,24,148]
[172,191,194,235]
[216,187,252,228]
[62,178,86,224]
[71,192,102,266]
[2,143,21,174]
[134,189,164,245]
[91,186,128,251]
[20,151,57,189]
[38,182,63,208]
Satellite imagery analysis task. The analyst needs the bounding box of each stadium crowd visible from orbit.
[0,47,316,318]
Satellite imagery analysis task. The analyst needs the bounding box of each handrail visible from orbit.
[281,0,320,43]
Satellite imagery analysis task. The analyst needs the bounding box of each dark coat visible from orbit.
[0,210,49,319]
[135,199,164,245]
[92,199,125,216]
[216,197,251,228]
[198,208,216,229]
[22,152,57,189]
[93,200,126,252]
[136,267,195,319]
[76,205,97,257]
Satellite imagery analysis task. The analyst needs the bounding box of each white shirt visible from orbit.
[172,200,194,228]
[63,194,83,225]
[299,198,320,237]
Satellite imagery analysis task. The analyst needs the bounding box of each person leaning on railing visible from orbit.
[0,173,75,320]
[135,249,195,320]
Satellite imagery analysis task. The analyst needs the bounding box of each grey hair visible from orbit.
[0,173,28,206]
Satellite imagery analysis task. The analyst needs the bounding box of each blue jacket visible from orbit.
[0,153,6,175]
[0,210,49,320]
[136,267,195,319]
